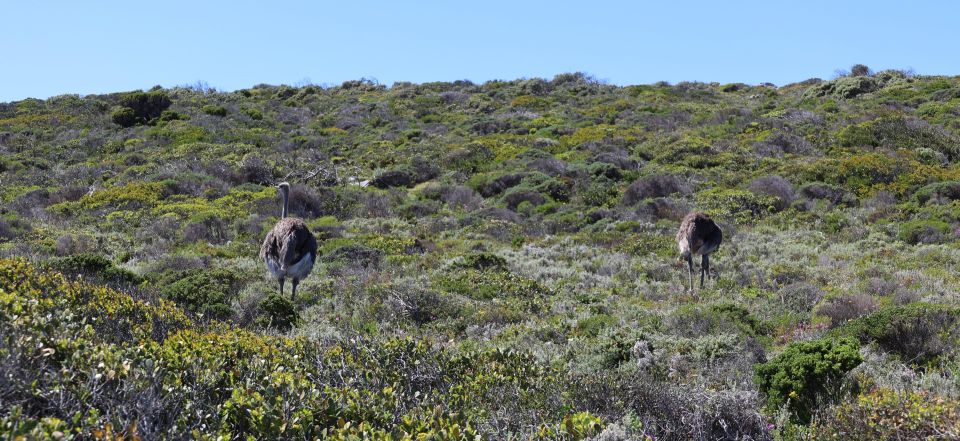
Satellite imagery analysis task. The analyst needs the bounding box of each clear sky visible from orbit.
[3,0,958,102]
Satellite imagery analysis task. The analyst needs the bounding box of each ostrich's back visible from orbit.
[261,218,318,275]
[676,212,722,257]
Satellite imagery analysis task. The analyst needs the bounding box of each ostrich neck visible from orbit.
[281,188,289,218]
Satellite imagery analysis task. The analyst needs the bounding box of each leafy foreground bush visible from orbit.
[810,389,960,440]
[754,337,862,424]
[0,259,606,439]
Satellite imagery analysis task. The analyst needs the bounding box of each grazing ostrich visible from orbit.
[676,212,723,291]
[260,182,317,299]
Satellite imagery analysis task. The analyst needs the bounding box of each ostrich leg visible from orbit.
[700,254,707,289]
[687,254,695,292]
[704,254,711,285]
[291,279,299,301]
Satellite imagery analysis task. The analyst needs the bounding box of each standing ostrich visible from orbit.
[676,212,723,291]
[260,182,317,299]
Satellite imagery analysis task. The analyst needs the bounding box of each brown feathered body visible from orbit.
[676,212,722,259]
[676,212,722,290]
[261,218,317,279]
[261,183,318,298]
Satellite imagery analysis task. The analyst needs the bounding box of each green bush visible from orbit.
[445,143,494,173]
[837,116,960,160]
[202,104,228,116]
[433,269,554,301]
[47,253,143,286]
[111,106,137,127]
[695,188,776,223]
[256,293,299,331]
[834,303,959,365]
[912,181,960,205]
[159,268,238,319]
[243,107,263,120]
[158,109,186,122]
[754,337,862,424]
[811,389,960,440]
[898,218,951,244]
[452,252,508,271]
[115,90,171,125]
[804,76,879,99]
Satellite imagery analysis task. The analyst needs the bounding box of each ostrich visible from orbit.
[676,212,723,291]
[260,182,317,299]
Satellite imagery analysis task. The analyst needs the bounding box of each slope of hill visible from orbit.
[3,69,960,439]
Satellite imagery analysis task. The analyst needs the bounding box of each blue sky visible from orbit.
[3,0,958,102]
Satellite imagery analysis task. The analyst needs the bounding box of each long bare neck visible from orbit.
[281,187,289,218]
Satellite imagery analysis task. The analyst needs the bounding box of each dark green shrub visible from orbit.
[202,105,228,117]
[452,253,507,271]
[398,199,439,219]
[242,107,263,120]
[158,110,185,122]
[805,76,879,99]
[0,214,31,240]
[47,253,143,286]
[407,156,441,183]
[898,218,951,244]
[912,181,960,205]
[469,172,524,197]
[256,293,298,331]
[835,303,959,365]
[371,170,415,188]
[532,176,571,202]
[587,162,622,180]
[754,337,862,424]
[444,143,494,173]
[160,269,238,319]
[111,106,137,127]
[116,90,171,125]
[581,181,618,207]
[837,116,960,160]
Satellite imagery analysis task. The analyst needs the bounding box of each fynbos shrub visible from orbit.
[755,338,862,424]
[256,293,298,331]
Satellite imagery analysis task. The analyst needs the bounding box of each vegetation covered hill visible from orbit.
[3,68,960,439]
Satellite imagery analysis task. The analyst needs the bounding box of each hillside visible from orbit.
[3,69,960,439]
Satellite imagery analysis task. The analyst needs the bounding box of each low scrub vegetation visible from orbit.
[3,67,960,439]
